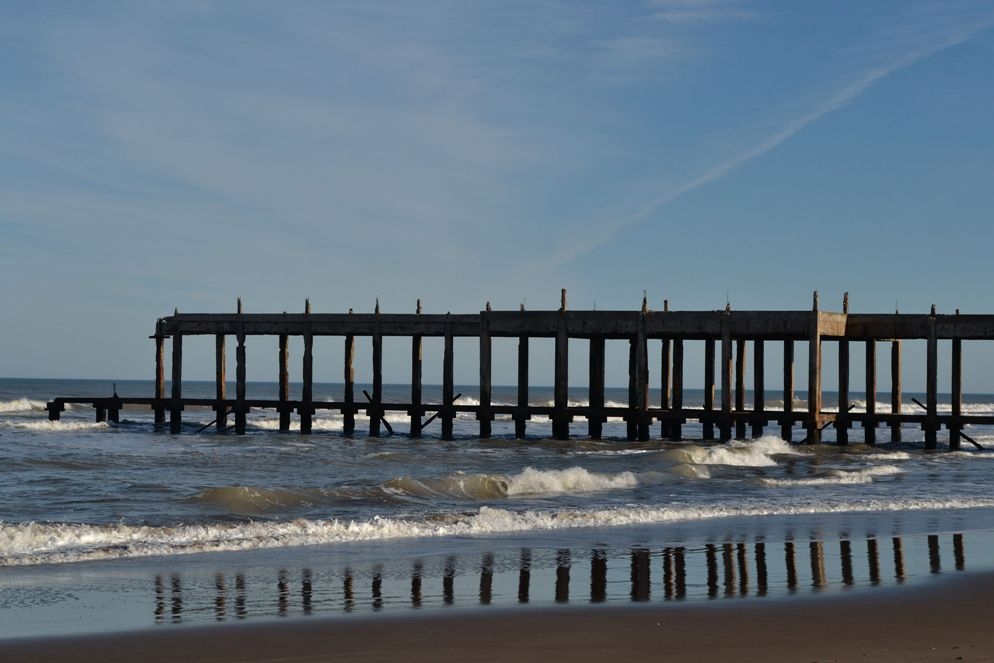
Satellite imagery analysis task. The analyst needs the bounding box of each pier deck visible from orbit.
[47,292,994,449]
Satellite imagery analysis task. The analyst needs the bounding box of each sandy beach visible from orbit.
[3,570,991,663]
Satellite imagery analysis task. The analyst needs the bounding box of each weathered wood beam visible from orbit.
[235,330,247,435]
[951,334,962,450]
[479,307,493,438]
[589,336,605,439]
[752,340,764,438]
[670,339,684,440]
[170,333,182,434]
[279,334,290,431]
[864,340,877,444]
[891,339,902,443]
[215,334,227,433]
[782,340,794,442]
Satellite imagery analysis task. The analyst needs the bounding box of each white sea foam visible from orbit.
[862,451,912,461]
[377,467,640,501]
[759,465,902,487]
[0,399,49,414]
[7,420,110,432]
[506,467,638,496]
[665,436,800,468]
[6,495,994,566]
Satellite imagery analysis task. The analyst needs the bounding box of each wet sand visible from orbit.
[3,570,991,663]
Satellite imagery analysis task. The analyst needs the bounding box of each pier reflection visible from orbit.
[154,532,970,625]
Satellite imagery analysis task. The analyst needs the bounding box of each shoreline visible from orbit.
[3,570,991,662]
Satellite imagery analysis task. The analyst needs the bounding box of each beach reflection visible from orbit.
[154,533,968,626]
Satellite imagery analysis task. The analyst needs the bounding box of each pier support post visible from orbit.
[837,337,850,445]
[752,340,764,438]
[410,301,423,438]
[278,334,290,431]
[215,334,227,432]
[951,334,962,450]
[300,331,314,435]
[154,333,166,425]
[925,308,938,449]
[891,339,902,442]
[805,298,822,444]
[552,290,570,440]
[720,315,733,442]
[344,333,356,435]
[478,306,493,438]
[628,329,649,441]
[636,313,649,441]
[170,334,183,434]
[670,339,684,440]
[627,341,637,441]
[661,336,672,438]
[735,338,747,440]
[864,341,877,444]
[782,340,794,442]
[516,319,529,439]
[703,339,716,439]
[235,331,247,434]
[589,337,605,439]
[370,307,383,438]
[442,317,455,440]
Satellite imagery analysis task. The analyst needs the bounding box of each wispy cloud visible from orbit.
[541,5,994,270]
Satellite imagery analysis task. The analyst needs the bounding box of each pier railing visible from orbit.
[47,292,994,449]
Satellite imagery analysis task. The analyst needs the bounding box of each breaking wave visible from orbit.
[759,465,902,487]
[6,495,994,566]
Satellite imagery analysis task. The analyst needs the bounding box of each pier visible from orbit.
[46,291,994,449]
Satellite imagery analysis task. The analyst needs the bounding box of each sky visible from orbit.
[3,1,994,391]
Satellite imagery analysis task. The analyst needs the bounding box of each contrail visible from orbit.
[546,15,993,269]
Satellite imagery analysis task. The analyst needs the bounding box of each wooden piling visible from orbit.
[925,308,938,449]
[300,331,313,435]
[370,308,383,438]
[344,333,356,435]
[278,334,290,431]
[806,300,822,444]
[735,338,746,440]
[154,333,166,425]
[479,306,493,438]
[235,330,246,434]
[782,340,794,442]
[720,317,733,442]
[410,301,423,438]
[670,339,684,440]
[752,340,764,438]
[837,337,849,445]
[215,334,227,432]
[635,313,649,441]
[864,341,877,444]
[891,339,902,443]
[704,339,716,440]
[170,334,183,434]
[951,335,962,450]
[627,340,637,441]
[660,337,672,438]
[588,336,605,439]
[516,320,529,439]
[553,290,569,440]
[442,317,454,440]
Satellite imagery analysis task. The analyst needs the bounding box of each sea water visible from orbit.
[2,377,994,637]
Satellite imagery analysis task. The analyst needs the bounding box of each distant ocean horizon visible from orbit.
[3,376,994,638]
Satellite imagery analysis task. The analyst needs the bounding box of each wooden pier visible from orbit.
[46,292,994,450]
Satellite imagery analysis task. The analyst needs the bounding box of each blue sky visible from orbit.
[3,1,994,390]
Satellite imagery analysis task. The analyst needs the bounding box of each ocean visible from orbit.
[3,377,994,638]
